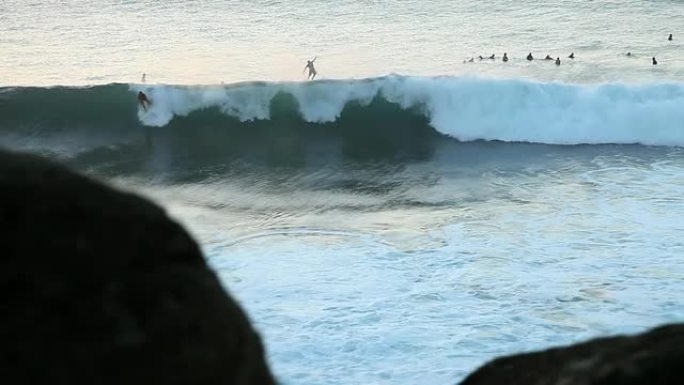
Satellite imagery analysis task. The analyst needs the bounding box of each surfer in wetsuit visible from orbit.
[568,52,575,59]
[502,53,509,62]
[668,33,673,41]
[303,57,317,80]
[544,54,553,60]
[555,57,561,66]
[527,52,534,61]
[652,57,658,65]
[137,91,150,111]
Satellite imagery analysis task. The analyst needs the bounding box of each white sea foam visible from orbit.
[133,76,684,146]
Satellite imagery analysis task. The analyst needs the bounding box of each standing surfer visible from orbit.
[303,57,317,80]
[137,91,151,111]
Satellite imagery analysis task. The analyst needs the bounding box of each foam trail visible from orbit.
[131,75,684,146]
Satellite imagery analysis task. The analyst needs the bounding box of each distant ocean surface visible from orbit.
[2,1,684,384]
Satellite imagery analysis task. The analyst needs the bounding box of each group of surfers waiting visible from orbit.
[465,52,570,65]
[466,33,673,67]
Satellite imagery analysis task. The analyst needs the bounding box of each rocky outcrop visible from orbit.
[460,323,684,385]
[0,150,275,385]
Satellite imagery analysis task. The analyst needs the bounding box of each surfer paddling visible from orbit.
[303,57,317,80]
[137,91,151,111]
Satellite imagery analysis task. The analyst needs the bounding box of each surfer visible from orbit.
[502,53,509,62]
[488,54,495,60]
[141,73,146,83]
[555,57,561,66]
[568,52,575,59]
[527,52,534,61]
[544,54,553,60]
[303,57,317,80]
[137,91,150,111]
[626,52,632,57]
[668,33,673,41]
[652,57,658,65]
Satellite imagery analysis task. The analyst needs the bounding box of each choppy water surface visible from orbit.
[117,142,684,384]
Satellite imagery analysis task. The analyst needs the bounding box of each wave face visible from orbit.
[2,76,684,149]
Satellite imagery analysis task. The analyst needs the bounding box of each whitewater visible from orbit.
[4,76,684,148]
[2,0,684,384]
[130,76,684,145]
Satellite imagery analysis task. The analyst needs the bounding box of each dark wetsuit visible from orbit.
[138,92,150,111]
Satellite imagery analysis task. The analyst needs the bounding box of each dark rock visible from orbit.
[0,150,275,385]
[460,323,684,385]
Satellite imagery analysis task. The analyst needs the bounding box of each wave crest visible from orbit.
[2,76,684,147]
[132,76,684,146]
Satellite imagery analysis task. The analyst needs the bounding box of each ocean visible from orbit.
[2,1,684,384]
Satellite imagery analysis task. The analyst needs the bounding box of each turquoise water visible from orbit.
[2,1,684,385]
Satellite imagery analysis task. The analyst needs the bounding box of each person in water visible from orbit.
[502,53,509,62]
[568,52,575,59]
[626,52,632,56]
[488,54,495,59]
[526,52,533,61]
[652,57,658,65]
[555,57,561,66]
[303,57,317,80]
[668,33,673,41]
[544,54,553,60]
[141,73,146,83]
[137,91,150,111]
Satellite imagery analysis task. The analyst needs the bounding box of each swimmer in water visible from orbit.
[502,53,509,62]
[527,52,534,61]
[137,91,150,111]
[626,52,632,56]
[544,54,553,60]
[568,52,575,59]
[668,33,673,41]
[303,57,317,80]
[652,57,658,65]
[488,54,495,59]
[555,57,561,66]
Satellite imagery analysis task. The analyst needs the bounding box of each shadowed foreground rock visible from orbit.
[0,150,275,385]
[461,323,684,385]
